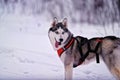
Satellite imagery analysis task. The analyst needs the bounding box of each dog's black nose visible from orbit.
[59,38,63,42]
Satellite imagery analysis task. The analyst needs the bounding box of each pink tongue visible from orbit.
[55,41,59,48]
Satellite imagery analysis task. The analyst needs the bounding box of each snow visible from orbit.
[0,14,116,80]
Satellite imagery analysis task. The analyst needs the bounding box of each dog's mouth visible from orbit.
[55,41,61,48]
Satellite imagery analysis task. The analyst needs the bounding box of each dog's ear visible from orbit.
[62,18,67,27]
[52,17,58,27]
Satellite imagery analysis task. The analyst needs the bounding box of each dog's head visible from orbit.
[48,17,72,50]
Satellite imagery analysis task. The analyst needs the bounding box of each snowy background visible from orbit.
[0,0,120,80]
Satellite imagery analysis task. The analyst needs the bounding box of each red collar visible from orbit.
[57,37,75,57]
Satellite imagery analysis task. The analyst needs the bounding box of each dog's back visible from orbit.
[76,36,120,79]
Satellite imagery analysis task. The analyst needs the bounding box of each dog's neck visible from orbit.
[64,32,73,44]
[57,34,74,57]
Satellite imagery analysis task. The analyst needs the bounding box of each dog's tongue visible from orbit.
[55,40,62,48]
[55,41,59,48]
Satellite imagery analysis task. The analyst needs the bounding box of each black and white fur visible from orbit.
[48,18,120,80]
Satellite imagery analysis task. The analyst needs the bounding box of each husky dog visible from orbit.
[48,17,120,80]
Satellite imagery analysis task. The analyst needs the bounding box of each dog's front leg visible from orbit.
[64,62,73,80]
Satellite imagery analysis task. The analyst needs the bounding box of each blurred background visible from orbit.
[0,0,120,36]
[0,0,120,25]
[0,0,119,80]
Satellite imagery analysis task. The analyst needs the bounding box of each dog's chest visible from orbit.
[60,51,74,65]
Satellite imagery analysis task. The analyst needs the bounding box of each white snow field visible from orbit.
[0,14,117,80]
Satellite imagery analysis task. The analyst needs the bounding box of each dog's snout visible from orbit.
[59,38,63,42]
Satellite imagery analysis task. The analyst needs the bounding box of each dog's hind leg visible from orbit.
[106,45,120,80]
[101,38,120,80]
[111,46,120,80]
[64,62,73,80]
[111,67,120,80]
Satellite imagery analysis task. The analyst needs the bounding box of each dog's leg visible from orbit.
[64,62,73,80]
[102,44,120,80]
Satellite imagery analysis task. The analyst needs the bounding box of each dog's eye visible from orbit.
[55,31,59,34]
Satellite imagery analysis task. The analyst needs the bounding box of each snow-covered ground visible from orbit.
[0,14,116,80]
